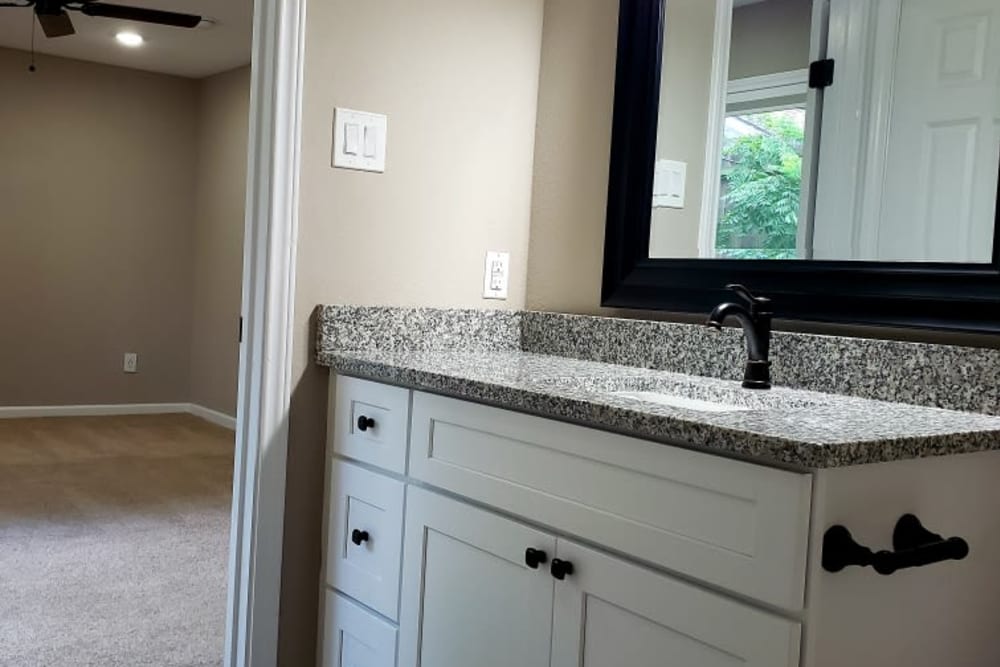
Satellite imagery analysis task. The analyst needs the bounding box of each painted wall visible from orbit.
[0,48,249,416]
[525,0,620,314]
[0,48,199,406]
[285,0,545,661]
[189,66,251,416]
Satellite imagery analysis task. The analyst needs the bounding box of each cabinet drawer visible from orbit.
[331,375,410,473]
[321,590,397,667]
[325,460,405,620]
[409,391,813,611]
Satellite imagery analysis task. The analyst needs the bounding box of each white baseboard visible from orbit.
[0,403,190,419]
[188,403,238,430]
[0,402,237,430]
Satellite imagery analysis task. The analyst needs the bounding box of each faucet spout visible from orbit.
[704,285,773,389]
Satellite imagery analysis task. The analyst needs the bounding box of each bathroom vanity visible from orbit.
[315,307,1000,667]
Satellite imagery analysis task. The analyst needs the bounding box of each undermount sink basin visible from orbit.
[611,391,750,413]
[536,374,821,413]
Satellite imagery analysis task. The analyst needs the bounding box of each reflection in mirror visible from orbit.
[649,0,1000,263]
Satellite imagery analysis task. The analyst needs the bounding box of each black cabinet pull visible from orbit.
[356,416,376,432]
[822,514,969,576]
[525,548,548,570]
[351,529,370,546]
[550,558,574,580]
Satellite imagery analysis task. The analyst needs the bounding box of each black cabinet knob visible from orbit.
[550,558,574,580]
[351,529,370,546]
[525,548,548,570]
[356,416,376,432]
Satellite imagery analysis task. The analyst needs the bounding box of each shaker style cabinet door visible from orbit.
[550,540,802,667]
[397,488,556,667]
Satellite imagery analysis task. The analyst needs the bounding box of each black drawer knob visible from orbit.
[356,416,376,432]
[351,529,370,546]
[525,548,548,570]
[551,558,574,580]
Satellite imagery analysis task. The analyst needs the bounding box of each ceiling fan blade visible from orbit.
[37,10,76,37]
[78,2,201,28]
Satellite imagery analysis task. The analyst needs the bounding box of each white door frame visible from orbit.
[698,0,735,259]
[225,0,306,664]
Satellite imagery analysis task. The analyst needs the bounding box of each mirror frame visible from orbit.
[602,0,1000,334]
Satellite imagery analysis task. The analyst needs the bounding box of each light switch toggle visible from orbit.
[344,123,361,155]
[363,125,377,158]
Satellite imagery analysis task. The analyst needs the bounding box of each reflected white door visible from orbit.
[871,0,1000,262]
[818,0,1000,261]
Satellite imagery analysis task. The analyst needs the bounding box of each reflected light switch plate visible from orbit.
[652,159,686,209]
[333,108,388,172]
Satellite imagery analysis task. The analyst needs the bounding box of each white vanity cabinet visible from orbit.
[321,374,1000,667]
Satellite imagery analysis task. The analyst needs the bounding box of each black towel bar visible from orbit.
[821,514,969,576]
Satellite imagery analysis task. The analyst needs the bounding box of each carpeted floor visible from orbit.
[0,414,234,667]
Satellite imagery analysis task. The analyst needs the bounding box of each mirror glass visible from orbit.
[649,0,1000,263]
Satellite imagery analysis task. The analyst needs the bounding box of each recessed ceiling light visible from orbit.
[115,31,144,47]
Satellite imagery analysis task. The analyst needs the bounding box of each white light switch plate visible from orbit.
[483,251,510,300]
[333,108,387,172]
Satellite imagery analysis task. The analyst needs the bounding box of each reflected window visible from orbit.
[716,108,806,259]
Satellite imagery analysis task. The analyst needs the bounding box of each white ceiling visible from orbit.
[0,0,252,78]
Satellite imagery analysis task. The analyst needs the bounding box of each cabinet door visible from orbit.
[321,590,397,667]
[551,540,801,667]
[398,487,555,667]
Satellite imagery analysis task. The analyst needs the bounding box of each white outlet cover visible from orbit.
[123,353,138,374]
[333,108,387,172]
[483,251,510,300]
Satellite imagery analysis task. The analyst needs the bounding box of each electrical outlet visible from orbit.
[483,251,510,300]
[123,353,138,374]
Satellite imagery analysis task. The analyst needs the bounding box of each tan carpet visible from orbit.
[0,414,234,667]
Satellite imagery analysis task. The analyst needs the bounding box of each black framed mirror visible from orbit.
[602,0,1000,333]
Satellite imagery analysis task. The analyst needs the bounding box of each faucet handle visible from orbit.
[726,284,771,313]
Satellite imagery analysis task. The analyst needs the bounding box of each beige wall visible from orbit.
[0,48,199,406]
[189,66,251,416]
[0,48,249,414]
[284,0,545,662]
[525,0,620,314]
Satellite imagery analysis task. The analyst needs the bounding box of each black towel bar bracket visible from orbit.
[822,514,969,576]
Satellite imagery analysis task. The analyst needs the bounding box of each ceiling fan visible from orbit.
[0,0,202,38]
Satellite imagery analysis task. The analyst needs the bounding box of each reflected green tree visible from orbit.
[715,112,803,260]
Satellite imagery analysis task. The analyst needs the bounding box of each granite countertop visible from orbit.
[318,348,1000,470]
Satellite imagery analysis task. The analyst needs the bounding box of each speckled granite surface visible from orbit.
[316,306,521,353]
[522,312,1000,416]
[315,306,1000,468]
